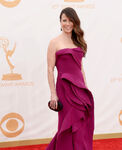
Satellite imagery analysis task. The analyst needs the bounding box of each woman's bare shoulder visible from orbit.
[48,35,62,52]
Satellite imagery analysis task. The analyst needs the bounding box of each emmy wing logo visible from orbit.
[0,37,22,80]
[64,0,84,2]
[0,113,25,137]
[0,0,21,8]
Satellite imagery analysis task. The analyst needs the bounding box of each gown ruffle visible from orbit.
[46,47,94,150]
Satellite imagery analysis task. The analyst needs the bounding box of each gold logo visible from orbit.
[52,0,95,9]
[119,110,122,125]
[64,0,84,2]
[120,37,122,43]
[0,0,21,8]
[0,37,22,80]
[0,112,25,137]
[110,74,122,83]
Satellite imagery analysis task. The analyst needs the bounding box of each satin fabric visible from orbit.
[46,47,94,150]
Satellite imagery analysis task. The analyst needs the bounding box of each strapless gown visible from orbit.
[46,47,94,150]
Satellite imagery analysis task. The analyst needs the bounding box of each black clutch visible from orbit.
[48,100,63,112]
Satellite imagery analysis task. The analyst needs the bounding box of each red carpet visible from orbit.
[0,138,122,150]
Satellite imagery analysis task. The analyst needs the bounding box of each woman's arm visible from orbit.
[81,59,88,88]
[47,39,58,97]
[47,39,58,109]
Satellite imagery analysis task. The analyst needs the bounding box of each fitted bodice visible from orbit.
[56,47,84,69]
[55,47,85,81]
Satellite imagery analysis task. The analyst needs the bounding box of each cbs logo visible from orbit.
[0,112,25,137]
[0,0,21,8]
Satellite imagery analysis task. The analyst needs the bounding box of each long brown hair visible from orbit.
[60,7,87,57]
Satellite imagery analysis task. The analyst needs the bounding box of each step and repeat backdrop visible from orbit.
[0,0,122,143]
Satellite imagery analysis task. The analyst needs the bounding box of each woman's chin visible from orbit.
[64,30,73,34]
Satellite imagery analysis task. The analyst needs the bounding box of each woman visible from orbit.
[46,7,94,150]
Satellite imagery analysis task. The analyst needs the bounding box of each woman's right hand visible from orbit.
[50,94,58,109]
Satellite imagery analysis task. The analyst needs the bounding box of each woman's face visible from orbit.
[60,13,74,33]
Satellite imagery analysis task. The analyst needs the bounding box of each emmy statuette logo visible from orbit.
[0,37,22,80]
[0,0,21,8]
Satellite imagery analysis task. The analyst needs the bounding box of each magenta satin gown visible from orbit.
[46,47,94,150]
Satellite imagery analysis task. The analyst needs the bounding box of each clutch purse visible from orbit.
[48,100,63,112]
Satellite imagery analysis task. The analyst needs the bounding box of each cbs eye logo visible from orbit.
[0,0,21,8]
[0,112,25,137]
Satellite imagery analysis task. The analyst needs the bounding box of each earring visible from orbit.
[60,28,62,31]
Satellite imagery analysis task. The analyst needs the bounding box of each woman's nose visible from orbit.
[66,21,70,25]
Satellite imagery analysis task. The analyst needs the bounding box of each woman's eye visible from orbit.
[63,19,67,22]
